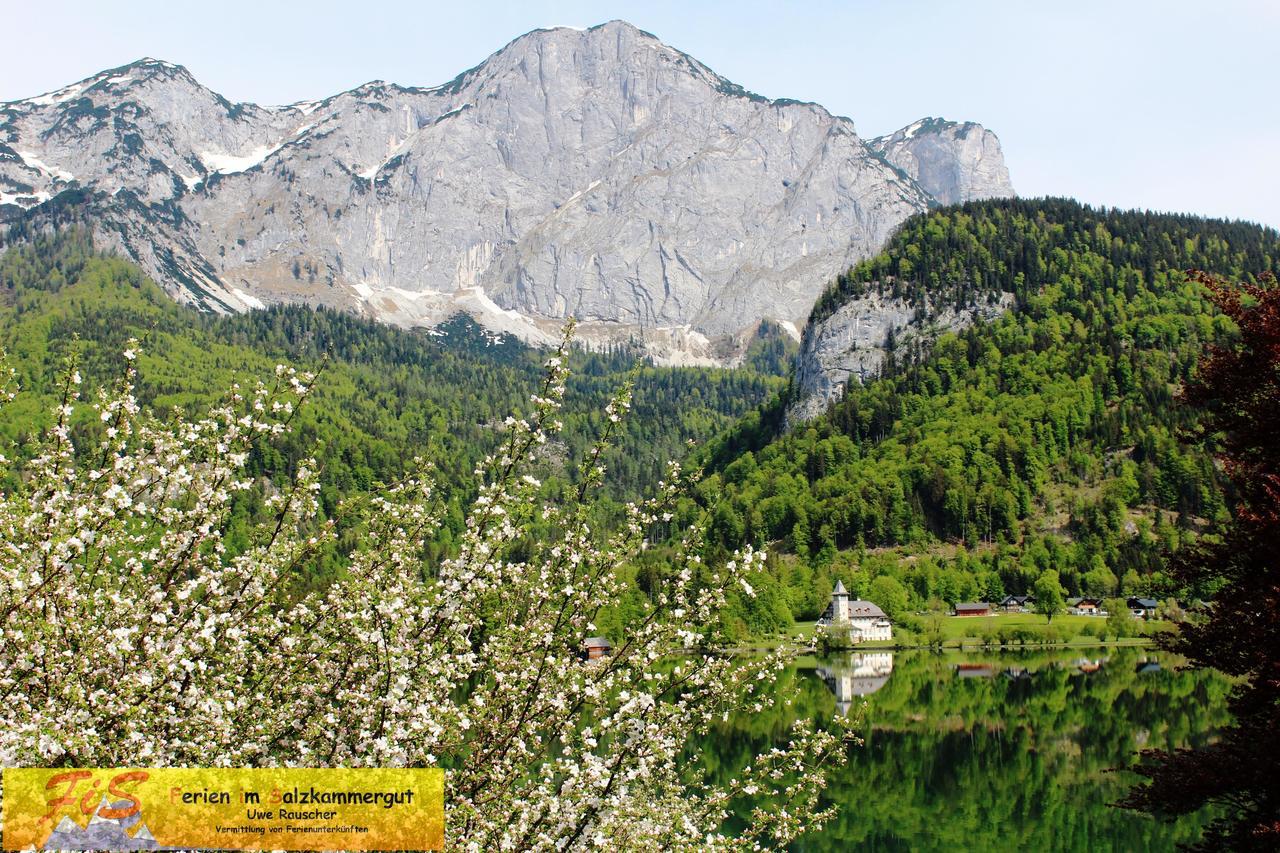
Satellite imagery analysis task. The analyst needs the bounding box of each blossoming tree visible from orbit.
[0,328,852,850]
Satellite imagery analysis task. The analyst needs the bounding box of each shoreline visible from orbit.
[732,636,1160,655]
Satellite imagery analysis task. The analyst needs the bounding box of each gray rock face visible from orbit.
[0,22,1014,362]
[870,117,1014,206]
[788,289,1014,424]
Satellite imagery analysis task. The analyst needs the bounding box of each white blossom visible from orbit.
[0,334,852,849]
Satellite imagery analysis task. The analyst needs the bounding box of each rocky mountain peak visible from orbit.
[13,57,188,108]
[870,116,1014,206]
[2,23,1016,363]
[115,57,193,80]
[787,119,1017,422]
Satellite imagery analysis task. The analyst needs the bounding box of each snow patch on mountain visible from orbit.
[230,287,267,309]
[199,144,281,174]
[0,189,52,207]
[17,150,75,182]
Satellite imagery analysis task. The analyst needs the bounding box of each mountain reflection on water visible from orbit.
[704,647,1231,851]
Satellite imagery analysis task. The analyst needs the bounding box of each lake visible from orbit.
[704,646,1233,851]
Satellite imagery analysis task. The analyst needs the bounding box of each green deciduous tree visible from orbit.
[1084,558,1118,596]
[1105,597,1134,640]
[1034,570,1066,623]
[868,574,910,621]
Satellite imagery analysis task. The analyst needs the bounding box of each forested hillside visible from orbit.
[0,227,787,579]
[694,199,1280,624]
[6,200,1279,639]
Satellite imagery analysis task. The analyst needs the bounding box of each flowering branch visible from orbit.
[0,331,853,849]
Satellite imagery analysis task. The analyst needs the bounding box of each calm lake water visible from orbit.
[705,647,1232,851]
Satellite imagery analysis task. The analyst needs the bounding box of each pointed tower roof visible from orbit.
[833,580,849,596]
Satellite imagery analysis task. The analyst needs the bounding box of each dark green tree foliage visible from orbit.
[1121,273,1280,850]
[0,226,784,582]
[697,200,1279,619]
[808,197,1278,327]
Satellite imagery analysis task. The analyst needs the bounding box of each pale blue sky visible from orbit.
[4,0,1277,227]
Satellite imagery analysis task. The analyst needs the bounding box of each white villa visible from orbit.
[817,581,893,643]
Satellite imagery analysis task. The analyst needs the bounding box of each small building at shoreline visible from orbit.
[1127,597,1159,619]
[1068,597,1103,615]
[999,595,1034,612]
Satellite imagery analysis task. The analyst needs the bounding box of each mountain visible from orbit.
[0,21,1013,363]
[697,198,1279,624]
[870,117,1015,206]
[781,119,1018,420]
[786,194,1280,424]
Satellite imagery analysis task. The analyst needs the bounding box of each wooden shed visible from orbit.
[582,637,613,660]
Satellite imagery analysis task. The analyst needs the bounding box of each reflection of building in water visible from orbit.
[955,663,996,678]
[816,653,895,715]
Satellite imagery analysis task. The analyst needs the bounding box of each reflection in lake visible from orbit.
[816,653,894,714]
[704,647,1232,851]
